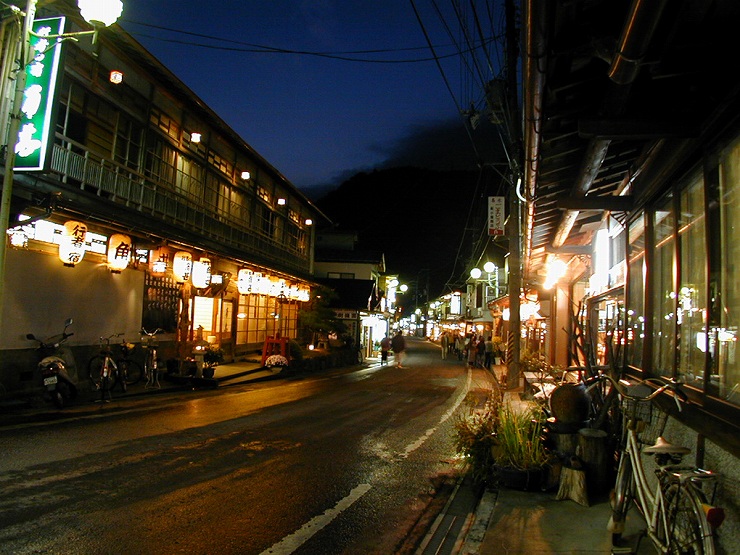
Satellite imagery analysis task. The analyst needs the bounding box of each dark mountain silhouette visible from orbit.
[315,166,509,300]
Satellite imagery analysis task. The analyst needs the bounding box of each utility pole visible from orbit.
[0,0,37,321]
[505,0,522,389]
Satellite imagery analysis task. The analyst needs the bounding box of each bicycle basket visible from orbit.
[141,335,158,348]
[622,392,668,446]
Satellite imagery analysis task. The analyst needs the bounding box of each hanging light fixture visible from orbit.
[149,246,169,275]
[237,269,253,294]
[172,251,192,282]
[192,257,212,288]
[107,233,131,272]
[77,0,124,28]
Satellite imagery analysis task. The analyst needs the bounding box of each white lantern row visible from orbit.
[237,268,309,301]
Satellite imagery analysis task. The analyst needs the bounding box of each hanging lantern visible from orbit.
[63,220,87,248]
[172,251,192,282]
[192,257,212,288]
[237,269,253,294]
[58,235,86,266]
[107,233,131,272]
[149,246,169,275]
[59,221,87,266]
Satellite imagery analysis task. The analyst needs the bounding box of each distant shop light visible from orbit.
[277,198,286,206]
[192,257,212,288]
[172,251,192,282]
[107,233,131,272]
[191,132,201,143]
[241,171,251,180]
[305,218,313,226]
[109,70,123,84]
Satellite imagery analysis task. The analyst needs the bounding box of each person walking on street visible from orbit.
[440,332,449,359]
[380,335,391,365]
[391,329,407,368]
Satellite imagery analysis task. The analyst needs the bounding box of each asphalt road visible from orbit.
[0,338,494,555]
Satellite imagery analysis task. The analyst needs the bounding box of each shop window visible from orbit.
[677,174,708,389]
[626,214,646,368]
[708,137,740,405]
[651,194,677,377]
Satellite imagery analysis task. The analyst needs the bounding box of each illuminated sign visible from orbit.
[14,17,65,172]
[488,196,505,236]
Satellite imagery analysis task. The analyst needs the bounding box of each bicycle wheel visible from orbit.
[609,450,635,544]
[87,355,105,389]
[119,358,142,385]
[656,482,715,554]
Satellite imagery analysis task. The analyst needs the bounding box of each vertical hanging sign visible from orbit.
[488,196,505,236]
[14,16,66,172]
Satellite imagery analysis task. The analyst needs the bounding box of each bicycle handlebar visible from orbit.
[595,373,687,412]
[141,328,162,336]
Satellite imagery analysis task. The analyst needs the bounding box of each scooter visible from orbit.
[26,318,78,409]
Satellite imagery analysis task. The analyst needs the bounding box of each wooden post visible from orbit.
[578,428,609,496]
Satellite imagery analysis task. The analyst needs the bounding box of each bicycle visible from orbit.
[88,334,126,401]
[601,374,725,554]
[117,337,143,386]
[141,327,162,389]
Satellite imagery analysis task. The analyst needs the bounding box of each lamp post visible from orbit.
[0,0,122,317]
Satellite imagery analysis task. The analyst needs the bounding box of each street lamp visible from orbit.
[0,0,123,315]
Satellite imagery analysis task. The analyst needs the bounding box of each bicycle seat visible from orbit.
[643,436,690,455]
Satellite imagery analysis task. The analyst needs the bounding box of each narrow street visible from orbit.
[0,338,495,554]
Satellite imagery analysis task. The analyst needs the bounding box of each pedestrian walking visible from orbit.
[440,332,449,359]
[380,335,391,365]
[484,336,493,369]
[391,329,407,368]
[455,334,464,360]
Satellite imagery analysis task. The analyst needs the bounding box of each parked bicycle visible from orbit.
[117,337,143,386]
[600,374,725,554]
[141,328,162,389]
[88,334,126,401]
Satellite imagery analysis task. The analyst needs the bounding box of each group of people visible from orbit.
[439,331,499,369]
[379,329,407,368]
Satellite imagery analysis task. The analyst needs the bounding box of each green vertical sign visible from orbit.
[14,16,65,172]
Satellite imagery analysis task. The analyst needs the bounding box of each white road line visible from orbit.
[400,368,471,458]
[259,483,372,555]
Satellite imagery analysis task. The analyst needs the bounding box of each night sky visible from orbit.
[117,1,507,197]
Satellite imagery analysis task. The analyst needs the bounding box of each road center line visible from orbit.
[400,368,471,458]
[259,483,372,555]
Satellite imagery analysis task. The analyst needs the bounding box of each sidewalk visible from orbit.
[460,369,652,555]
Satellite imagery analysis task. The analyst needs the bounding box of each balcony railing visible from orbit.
[49,142,310,274]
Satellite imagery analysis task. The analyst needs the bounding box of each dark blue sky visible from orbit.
[118,1,506,197]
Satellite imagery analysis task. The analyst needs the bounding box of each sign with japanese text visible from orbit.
[488,196,505,236]
[14,17,65,172]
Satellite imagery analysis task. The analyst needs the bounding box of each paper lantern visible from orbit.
[58,235,86,266]
[237,269,253,294]
[63,220,87,247]
[172,251,192,282]
[149,247,169,275]
[192,258,212,288]
[107,233,131,272]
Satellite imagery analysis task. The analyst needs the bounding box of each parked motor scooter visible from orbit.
[26,318,78,409]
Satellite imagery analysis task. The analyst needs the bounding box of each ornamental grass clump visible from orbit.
[453,389,503,485]
[492,402,550,471]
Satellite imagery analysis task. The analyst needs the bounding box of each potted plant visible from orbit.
[453,390,552,490]
[265,354,289,372]
[491,402,552,490]
[491,336,506,364]
[202,345,224,378]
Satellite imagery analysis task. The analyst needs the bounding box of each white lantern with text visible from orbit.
[149,247,169,275]
[107,233,131,272]
[237,269,253,294]
[59,221,87,266]
[192,258,212,288]
[172,251,192,282]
